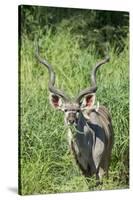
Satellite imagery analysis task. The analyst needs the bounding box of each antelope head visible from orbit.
[35,46,109,126]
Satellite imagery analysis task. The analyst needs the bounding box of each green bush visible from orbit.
[19,5,129,54]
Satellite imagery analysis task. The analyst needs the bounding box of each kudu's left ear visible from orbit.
[81,93,96,109]
[49,93,63,110]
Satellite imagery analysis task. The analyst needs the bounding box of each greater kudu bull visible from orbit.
[35,47,114,182]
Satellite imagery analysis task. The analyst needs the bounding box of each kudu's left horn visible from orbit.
[75,56,110,103]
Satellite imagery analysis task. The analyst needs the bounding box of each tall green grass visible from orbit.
[19,28,129,195]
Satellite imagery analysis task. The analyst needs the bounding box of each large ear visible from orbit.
[81,93,95,109]
[49,93,63,110]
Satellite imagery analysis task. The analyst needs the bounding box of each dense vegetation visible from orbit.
[19,5,129,195]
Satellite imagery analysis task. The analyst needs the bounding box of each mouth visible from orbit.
[67,122,74,126]
[67,121,77,126]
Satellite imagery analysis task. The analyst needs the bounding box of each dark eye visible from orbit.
[79,101,82,106]
[64,109,68,112]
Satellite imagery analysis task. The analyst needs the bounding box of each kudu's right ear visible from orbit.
[49,93,63,110]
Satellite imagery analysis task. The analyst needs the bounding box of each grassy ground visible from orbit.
[19,28,129,195]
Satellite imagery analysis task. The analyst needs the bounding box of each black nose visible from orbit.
[68,119,75,125]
